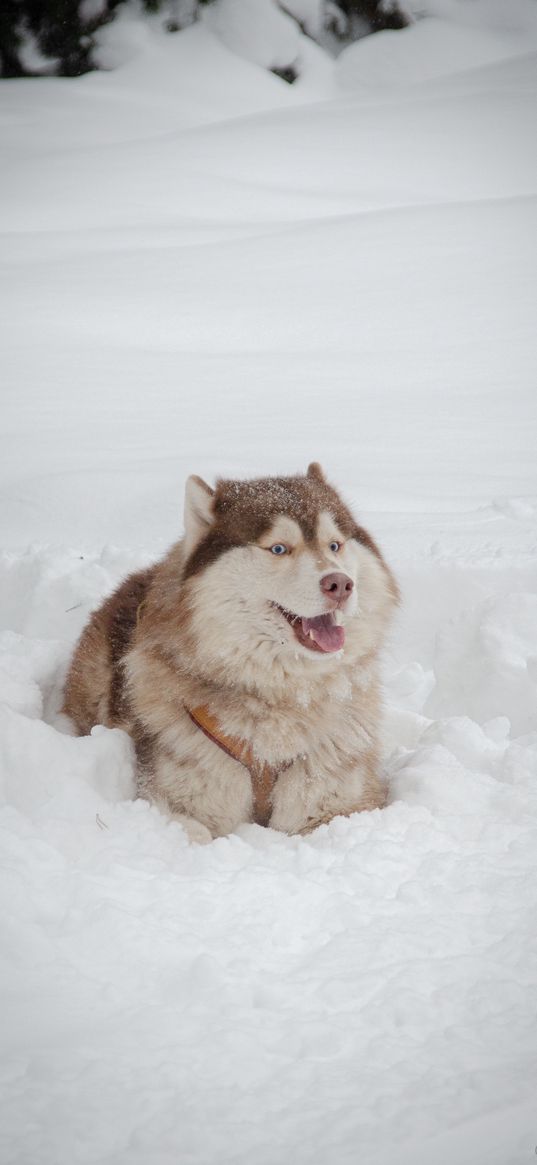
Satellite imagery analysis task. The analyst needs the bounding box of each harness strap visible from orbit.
[186,704,293,827]
[135,597,294,826]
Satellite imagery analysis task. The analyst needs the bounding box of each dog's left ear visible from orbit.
[183,474,215,556]
[307,462,326,484]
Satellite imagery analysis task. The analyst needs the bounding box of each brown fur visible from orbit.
[63,567,155,734]
[184,467,389,581]
[63,466,398,842]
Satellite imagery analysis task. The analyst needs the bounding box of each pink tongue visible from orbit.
[302,614,345,653]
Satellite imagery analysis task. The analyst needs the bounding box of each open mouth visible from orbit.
[274,605,345,654]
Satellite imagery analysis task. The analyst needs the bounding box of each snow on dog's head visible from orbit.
[178,463,398,687]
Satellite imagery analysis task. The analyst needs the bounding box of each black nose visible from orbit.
[320,572,354,601]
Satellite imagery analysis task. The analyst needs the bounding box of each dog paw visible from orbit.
[176,815,213,845]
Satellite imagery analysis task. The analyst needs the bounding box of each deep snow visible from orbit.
[1,6,537,1164]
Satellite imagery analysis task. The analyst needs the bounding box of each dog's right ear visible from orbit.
[307,462,326,484]
[183,475,215,556]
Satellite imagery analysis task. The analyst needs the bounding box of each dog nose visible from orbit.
[320,572,354,601]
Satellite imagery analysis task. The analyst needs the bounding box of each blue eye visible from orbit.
[270,543,288,556]
[330,541,341,553]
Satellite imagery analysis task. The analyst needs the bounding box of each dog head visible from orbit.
[178,463,398,685]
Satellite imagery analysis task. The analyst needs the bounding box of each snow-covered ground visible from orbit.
[1,6,537,1164]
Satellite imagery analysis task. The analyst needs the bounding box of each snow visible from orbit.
[205,0,300,70]
[1,5,537,1164]
[338,3,537,88]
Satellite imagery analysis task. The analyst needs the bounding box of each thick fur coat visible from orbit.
[63,464,398,842]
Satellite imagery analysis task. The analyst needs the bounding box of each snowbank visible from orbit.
[338,2,537,89]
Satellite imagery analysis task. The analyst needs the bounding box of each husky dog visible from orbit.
[63,464,398,843]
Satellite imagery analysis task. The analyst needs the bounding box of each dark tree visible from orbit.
[0,0,26,76]
[339,1,409,33]
[26,0,103,76]
[0,0,409,80]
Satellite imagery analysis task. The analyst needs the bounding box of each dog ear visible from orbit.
[307,462,326,484]
[183,475,215,556]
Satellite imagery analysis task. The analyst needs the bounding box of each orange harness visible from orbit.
[186,704,294,827]
[134,603,293,825]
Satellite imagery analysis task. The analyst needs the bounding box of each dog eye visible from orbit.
[329,541,341,553]
[270,543,288,556]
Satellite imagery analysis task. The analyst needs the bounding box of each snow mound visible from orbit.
[426,592,537,735]
[205,0,300,71]
[338,4,537,89]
